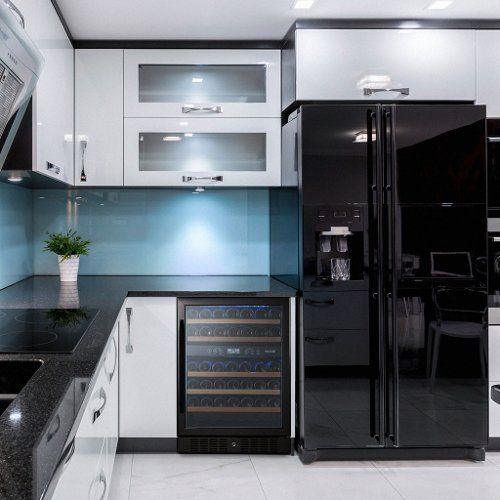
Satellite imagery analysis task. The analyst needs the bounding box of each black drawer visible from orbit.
[303,292,369,331]
[304,329,369,367]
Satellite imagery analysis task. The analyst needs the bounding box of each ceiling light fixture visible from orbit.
[293,0,316,9]
[192,77,203,83]
[184,133,194,138]
[426,0,453,10]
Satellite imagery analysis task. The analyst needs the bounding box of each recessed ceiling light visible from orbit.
[179,121,189,126]
[293,0,316,9]
[192,77,203,83]
[163,136,182,142]
[426,0,453,10]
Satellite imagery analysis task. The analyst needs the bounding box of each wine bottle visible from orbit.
[214,379,226,390]
[200,379,212,390]
[199,360,212,372]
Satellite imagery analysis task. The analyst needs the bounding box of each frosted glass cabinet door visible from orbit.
[124,50,281,118]
[124,118,281,186]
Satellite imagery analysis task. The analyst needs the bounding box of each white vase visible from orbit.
[58,281,80,309]
[58,255,80,282]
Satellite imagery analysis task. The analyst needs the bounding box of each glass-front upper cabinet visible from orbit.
[124,50,281,118]
[124,117,281,186]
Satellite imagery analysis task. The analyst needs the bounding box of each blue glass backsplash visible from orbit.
[0,183,33,289]
[33,189,270,276]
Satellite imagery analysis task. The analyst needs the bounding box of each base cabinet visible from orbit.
[119,297,177,438]
[50,323,119,500]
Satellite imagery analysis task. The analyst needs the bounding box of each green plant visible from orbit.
[44,230,90,260]
[45,308,89,328]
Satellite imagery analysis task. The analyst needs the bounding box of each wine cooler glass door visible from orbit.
[178,299,290,435]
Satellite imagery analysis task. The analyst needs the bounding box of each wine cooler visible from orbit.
[177,297,292,454]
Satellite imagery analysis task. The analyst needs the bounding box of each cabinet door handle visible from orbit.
[105,336,118,382]
[305,298,335,305]
[4,0,25,27]
[363,87,409,96]
[89,470,107,500]
[79,137,88,182]
[92,387,107,423]
[126,307,133,354]
[182,175,223,183]
[182,105,223,114]
[305,336,335,345]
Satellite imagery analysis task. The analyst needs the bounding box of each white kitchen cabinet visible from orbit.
[51,323,119,500]
[489,326,500,381]
[17,0,74,184]
[124,117,281,186]
[477,31,500,117]
[490,382,500,438]
[283,29,476,109]
[119,297,177,438]
[75,50,124,186]
[124,49,280,118]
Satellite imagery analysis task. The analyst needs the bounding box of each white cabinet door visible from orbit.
[477,31,500,117]
[124,49,280,118]
[293,29,476,103]
[124,117,281,186]
[75,50,124,186]
[119,297,177,438]
[17,0,74,184]
[490,382,500,438]
[489,326,500,381]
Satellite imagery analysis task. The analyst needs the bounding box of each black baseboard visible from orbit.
[297,445,486,464]
[117,438,177,453]
[487,438,500,451]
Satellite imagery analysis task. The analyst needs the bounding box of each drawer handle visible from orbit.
[92,387,107,423]
[182,175,223,183]
[182,105,223,114]
[126,307,133,354]
[305,298,335,305]
[305,336,335,345]
[52,437,75,484]
[363,87,409,96]
[105,336,118,382]
[89,470,107,500]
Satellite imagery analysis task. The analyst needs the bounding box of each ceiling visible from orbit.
[56,0,500,40]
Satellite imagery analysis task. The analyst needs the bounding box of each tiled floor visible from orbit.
[109,452,500,500]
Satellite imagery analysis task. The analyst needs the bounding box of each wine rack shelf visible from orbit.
[187,407,281,413]
[187,319,281,325]
[187,371,281,378]
[187,389,280,395]
[187,336,281,343]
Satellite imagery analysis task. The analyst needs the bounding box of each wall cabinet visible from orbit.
[124,117,281,186]
[124,49,280,118]
[283,29,476,109]
[51,323,119,500]
[119,297,177,438]
[17,0,74,184]
[75,49,124,186]
[477,31,500,118]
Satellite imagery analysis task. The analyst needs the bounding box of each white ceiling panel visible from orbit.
[56,0,500,40]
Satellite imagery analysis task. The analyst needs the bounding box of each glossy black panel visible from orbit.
[488,119,500,209]
[300,105,376,205]
[394,105,486,204]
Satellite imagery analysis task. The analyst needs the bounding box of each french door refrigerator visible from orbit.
[278,104,488,462]
[177,298,292,454]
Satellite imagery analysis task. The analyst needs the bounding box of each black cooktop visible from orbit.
[0,308,98,353]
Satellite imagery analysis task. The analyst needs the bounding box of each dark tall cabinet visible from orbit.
[271,104,488,462]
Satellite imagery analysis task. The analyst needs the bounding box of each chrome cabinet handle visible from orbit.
[46,162,61,175]
[363,87,410,96]
[182,105,223,114]
[52,437,75,485]
[104,336,117,382]
[80,138,88,182]
[182,175,223,183]
[89,470,107,500]
[126,307,133,354]
[92,387,107,423]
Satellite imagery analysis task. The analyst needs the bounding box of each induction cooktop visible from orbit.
[0,308,99,353]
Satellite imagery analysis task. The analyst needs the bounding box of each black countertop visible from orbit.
[0,275,296,500]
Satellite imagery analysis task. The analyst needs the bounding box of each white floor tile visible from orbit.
[251,455,403,500]
[108,454,133,500]
[377,462,500,500]
[486,452,500,467]
[129,454,265,500]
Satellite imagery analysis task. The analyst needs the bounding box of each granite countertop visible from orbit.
[0,275,297,500]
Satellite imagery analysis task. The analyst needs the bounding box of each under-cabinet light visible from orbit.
[7,175,22,182]
[163,136,182,142]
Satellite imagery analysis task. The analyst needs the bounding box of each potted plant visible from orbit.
[44,230,90,282]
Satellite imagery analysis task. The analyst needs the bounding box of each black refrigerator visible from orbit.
[271,104,488,462]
